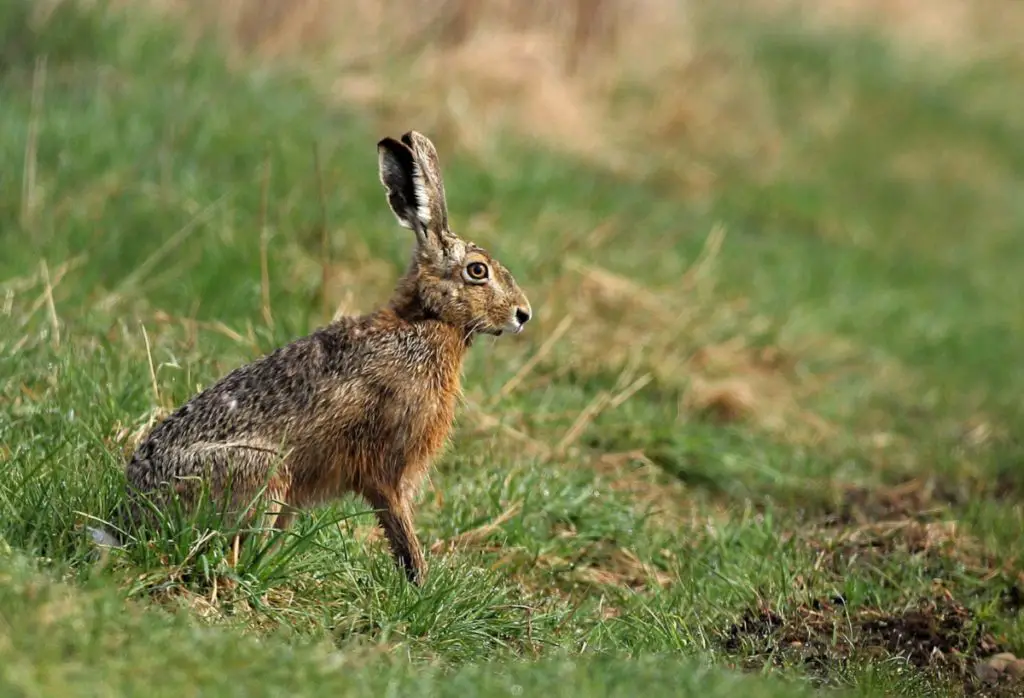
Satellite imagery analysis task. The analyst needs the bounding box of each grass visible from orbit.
[2,1,1023,696]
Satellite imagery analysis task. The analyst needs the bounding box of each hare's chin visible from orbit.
[477,321,524,337]
[479,327,521,337]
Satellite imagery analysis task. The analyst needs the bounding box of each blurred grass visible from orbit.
[1,1,1023,696]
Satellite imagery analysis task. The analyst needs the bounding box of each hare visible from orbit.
[106,131,532,585]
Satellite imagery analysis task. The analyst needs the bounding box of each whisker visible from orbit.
[463,316,486,344]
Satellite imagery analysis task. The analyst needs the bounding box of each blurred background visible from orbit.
[143,0,1023,168]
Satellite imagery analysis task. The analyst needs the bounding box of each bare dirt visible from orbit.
[724,593,1022,695]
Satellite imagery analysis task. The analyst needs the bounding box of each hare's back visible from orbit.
[133,326,364,453]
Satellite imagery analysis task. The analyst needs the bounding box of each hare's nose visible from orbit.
[515,308,531,325]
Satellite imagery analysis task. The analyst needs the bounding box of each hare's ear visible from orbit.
[400,131,449,234]
[378,137,430,246]
[378,132,452,251]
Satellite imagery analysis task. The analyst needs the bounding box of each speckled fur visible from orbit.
[120,132,532,585]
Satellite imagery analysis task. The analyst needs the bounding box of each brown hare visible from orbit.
[98,131,531,585]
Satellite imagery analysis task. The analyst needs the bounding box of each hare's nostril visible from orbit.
[515,308,531,325]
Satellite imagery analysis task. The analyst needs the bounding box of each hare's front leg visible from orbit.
[365,488,426,585]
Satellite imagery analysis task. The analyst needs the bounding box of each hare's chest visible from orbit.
[322,325,464,470]
[388,370,460,459]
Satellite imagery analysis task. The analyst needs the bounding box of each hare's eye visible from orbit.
[465,261,489,282]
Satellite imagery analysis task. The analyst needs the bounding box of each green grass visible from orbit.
[2,1,1023,696]
[0,540,819,698]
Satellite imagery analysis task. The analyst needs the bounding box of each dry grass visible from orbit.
[517,226,843,444]
[119,0,780,181]
[121,0,1024,193]
[761,0,1024,61]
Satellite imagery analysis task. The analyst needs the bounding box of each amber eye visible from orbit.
[465,261,489,282]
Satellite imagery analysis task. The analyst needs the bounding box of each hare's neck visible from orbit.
[386,265,475,350]
[388,278,439,324]
[388,264,452,327]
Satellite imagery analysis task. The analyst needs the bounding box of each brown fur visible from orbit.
[119,131,531,585]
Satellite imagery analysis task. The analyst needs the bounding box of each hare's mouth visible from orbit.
[480,317,526,337]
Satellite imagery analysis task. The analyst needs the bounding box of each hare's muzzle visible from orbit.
[514,307,531,332]
[504,305,531,335]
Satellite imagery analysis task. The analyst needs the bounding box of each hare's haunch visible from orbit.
[119,132,532,585]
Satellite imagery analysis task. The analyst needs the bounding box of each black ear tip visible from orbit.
[400,132,415,147]
[379,137,420,159]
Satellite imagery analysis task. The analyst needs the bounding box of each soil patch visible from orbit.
[821,478,969,526]
[724,593,1018,694]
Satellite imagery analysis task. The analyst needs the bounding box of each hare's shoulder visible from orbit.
[312,313,463,370]
[294,318,464,449]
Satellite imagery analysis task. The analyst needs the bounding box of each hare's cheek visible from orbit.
[468,290,491,316]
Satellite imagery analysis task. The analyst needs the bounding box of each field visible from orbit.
[2,1,1024,695]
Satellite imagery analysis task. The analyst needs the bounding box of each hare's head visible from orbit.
[378,131,532,337]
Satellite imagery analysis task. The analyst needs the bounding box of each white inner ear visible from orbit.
[411,161,432,226]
